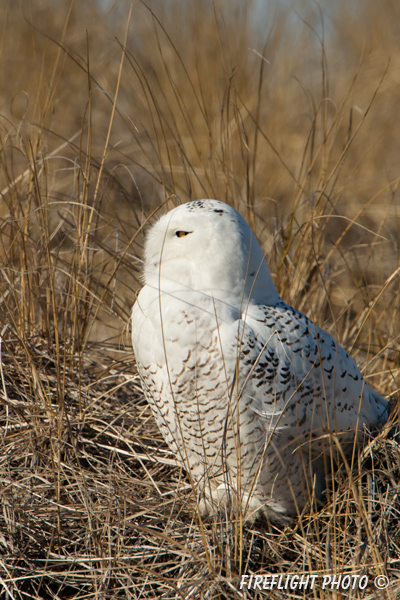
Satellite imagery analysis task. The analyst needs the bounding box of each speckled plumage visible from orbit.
[131,200,389,522]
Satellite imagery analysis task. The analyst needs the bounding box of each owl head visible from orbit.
[143,199,280,307]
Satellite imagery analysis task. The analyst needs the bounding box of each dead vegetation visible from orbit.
[0,0,399,598]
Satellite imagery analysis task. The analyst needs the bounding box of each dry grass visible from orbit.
[0,0,399,598]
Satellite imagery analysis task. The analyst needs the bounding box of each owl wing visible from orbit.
[239,301,388,450]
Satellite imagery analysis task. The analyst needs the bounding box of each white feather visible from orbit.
[132,199,389,521]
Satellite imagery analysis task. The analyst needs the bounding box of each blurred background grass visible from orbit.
[1,0,399,358]
[0,1,399,598]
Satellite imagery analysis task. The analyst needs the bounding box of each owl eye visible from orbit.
[175,230,192,238]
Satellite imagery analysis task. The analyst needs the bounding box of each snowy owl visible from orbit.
[131,199,389,522]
